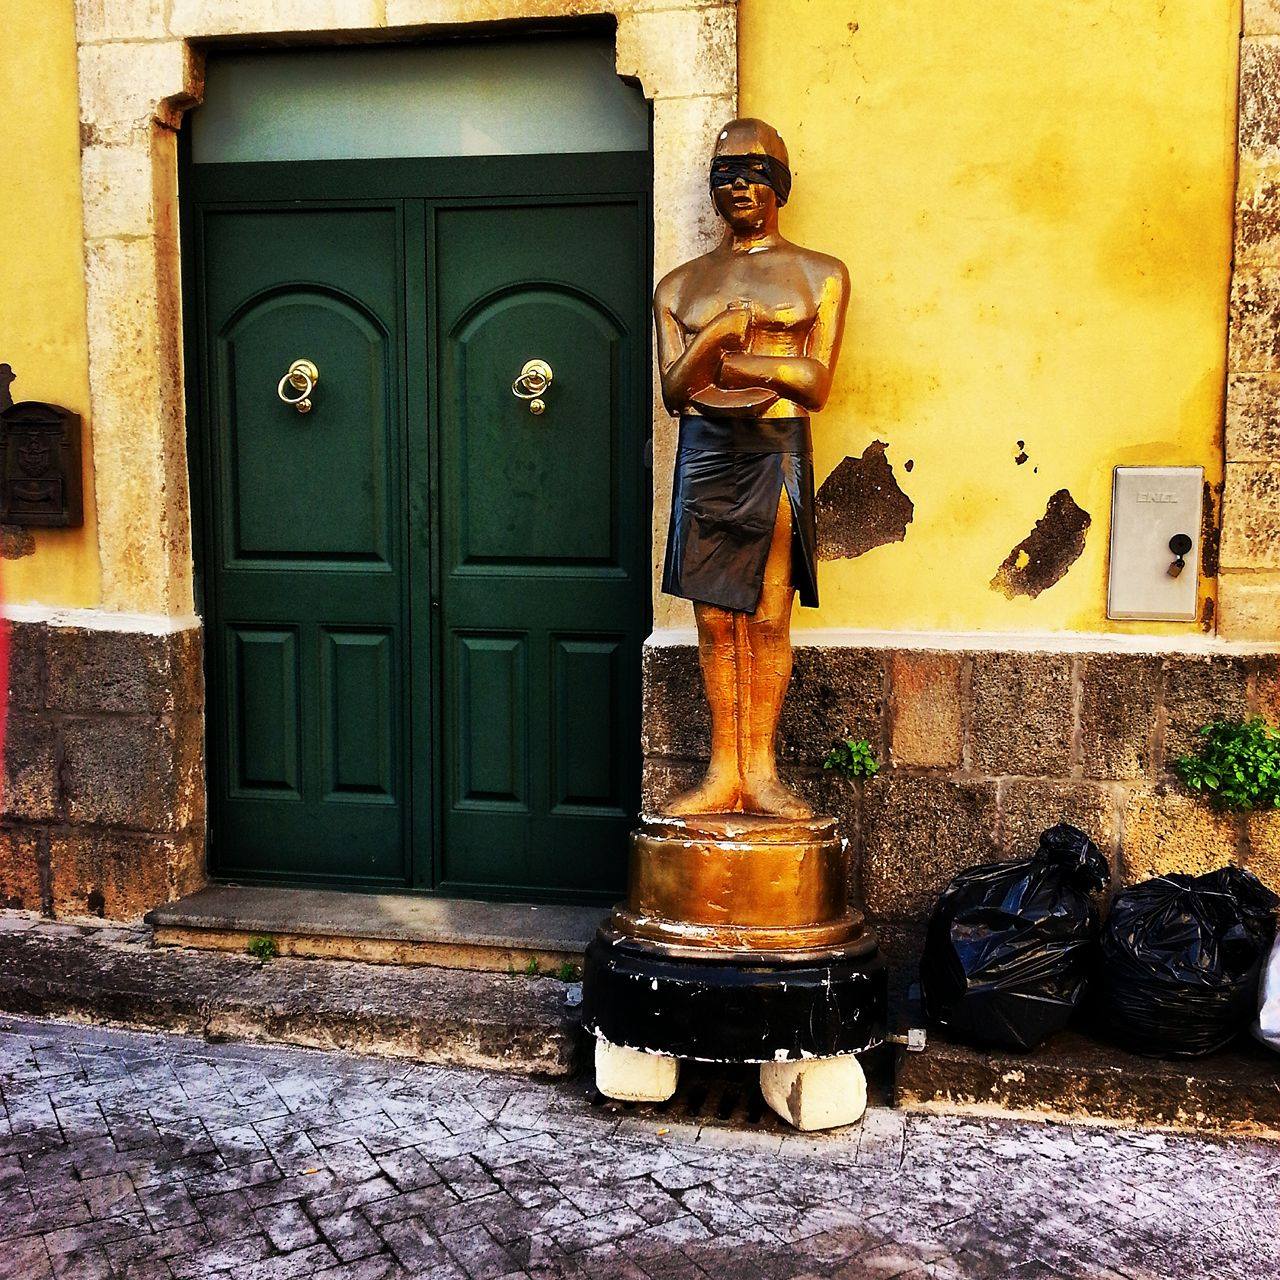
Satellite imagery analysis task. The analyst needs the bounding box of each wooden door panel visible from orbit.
[199,204,409,885]
[220,291,393,564]
[452,633,529,809]
[228,626,301,797]
[320,629,397,802]
[436,196,648,898]
[454,289,620,566]
[551,636,625,814]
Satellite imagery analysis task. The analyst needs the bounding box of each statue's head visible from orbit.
[709,118,791,233]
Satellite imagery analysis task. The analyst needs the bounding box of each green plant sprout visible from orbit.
[822,737,880,780]
[246,935,279,962]
[1174,716,1280,811]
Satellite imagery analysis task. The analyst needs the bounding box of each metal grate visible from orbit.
[587,1062,790,1132]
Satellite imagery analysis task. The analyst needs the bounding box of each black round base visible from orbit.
[581,930,888,1064]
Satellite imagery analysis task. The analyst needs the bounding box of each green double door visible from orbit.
[186,155,650,899]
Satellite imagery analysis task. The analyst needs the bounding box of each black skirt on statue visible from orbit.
[661,414,818,614]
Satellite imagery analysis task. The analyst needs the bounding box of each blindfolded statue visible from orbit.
[654,118,850,819]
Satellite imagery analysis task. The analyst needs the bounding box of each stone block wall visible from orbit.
[643,643,1280,923]
[0,620,206,919]
[1224,2,1280,637]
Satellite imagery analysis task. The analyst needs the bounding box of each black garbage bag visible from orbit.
[1098,865,1279,1058]
[921,824,1110,1051]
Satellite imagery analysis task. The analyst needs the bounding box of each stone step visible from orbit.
[146,885,607,975]
[0,912,583,1076]
[893,996,1280,1140]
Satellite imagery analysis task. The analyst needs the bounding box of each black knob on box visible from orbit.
[1167,533,1194,578]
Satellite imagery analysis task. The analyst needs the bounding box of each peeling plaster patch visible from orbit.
[990,489,1091,599]
[816,441,914,560]
[904,458,915,473]
[1200,480,1221,578]
[0,526,35,559]
[1015,440,1029,466]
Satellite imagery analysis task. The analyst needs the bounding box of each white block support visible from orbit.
[594,1037,680,1103]
[759,1055,868,1131]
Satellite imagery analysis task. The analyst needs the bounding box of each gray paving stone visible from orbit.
[49,1245,115,1280]
[254,1200,320,1252]
[375,1144,443,1192]
[315,1208,384,1262]
[378,1217,459,1273]
[360,1181,458,1228]
[318,1139,384,1183]
[235,1242,340,1280]
[168,1233,273,1277]
[0,1233,55,1277]
[105,1223,212,1266]
[438,1223,523,1278]
[0,1014,1274,1279]
[313,1257,408,1280]
[429,1154,499,1202]
[43,1211,150,1256]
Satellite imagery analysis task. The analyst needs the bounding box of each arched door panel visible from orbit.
[452,288,621,566]
[218,290,393,564]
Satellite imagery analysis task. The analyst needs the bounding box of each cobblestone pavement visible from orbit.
[0,1017,1276,1280]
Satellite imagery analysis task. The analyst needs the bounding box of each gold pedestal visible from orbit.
[608,812,874,962]
[583,810,886,1064]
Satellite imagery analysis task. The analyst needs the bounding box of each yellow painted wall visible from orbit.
[740,0,1241,635]
[0,0,98,608]
[0,1,1242,629]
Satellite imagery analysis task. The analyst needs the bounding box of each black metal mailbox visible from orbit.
[0,365,83,528]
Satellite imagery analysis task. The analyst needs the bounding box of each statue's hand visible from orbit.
[701,304,751,354]
[717,352,760,390]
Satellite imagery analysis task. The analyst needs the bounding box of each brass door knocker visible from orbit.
[277,359,319,414]
[512,359,553,415]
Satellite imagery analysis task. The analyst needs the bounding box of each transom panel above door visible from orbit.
[184,41,652,901]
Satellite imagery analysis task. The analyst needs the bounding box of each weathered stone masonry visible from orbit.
[1224,1,1280,637]
[17,629,1271,925]
[0,620,206,917]
[643,643,1280,923]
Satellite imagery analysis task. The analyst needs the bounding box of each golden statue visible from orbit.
[653,118,849,818]
[582,120,883,1131]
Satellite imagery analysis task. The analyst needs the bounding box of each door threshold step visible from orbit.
[145,886,607,975]
[0,911,580,1076]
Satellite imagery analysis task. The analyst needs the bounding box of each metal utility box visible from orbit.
[1107,466,1203,622]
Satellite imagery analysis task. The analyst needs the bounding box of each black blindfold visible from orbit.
[709,153,792,206]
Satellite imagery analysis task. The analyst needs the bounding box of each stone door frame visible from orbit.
[1225,4,1280,640]
[74,0,737,622]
